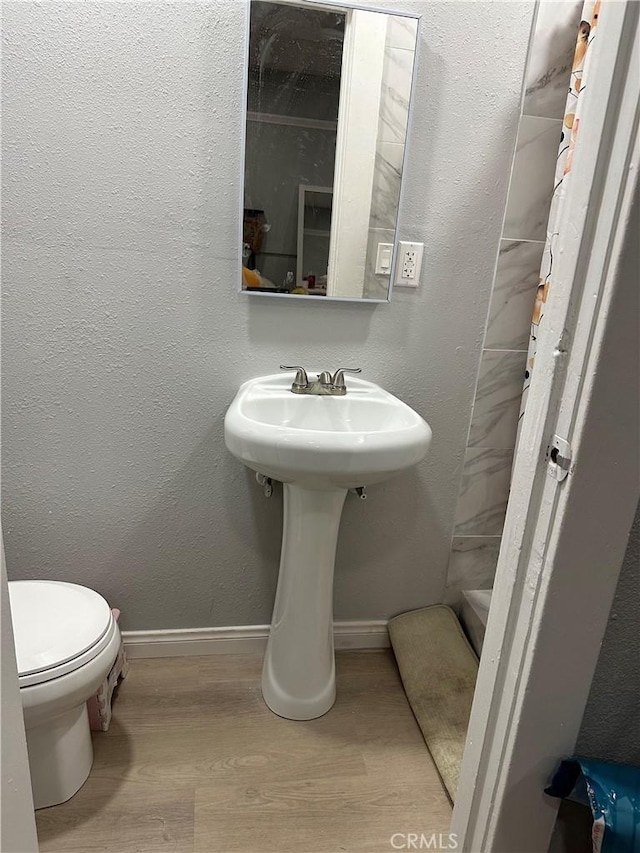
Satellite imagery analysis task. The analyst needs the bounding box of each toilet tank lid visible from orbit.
[8,580,113,677]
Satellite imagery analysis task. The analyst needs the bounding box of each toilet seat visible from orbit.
[9,580,115,687]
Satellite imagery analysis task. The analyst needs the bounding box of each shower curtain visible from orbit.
[518,1,601,422]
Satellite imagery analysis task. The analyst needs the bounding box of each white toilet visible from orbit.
[9,580,121,810]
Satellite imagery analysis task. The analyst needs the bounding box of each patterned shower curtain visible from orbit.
[518,0,601,422]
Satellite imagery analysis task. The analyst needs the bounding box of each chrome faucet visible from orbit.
[280,365,362,396]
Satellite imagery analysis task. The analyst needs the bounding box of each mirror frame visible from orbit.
[238,0,422,304]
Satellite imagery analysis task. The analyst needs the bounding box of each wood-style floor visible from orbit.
[35,651,452,853]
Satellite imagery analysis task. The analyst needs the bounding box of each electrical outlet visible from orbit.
[395,241,423,288]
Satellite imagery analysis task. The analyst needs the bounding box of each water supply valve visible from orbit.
[350,486,367,501]
[255,472,273,498]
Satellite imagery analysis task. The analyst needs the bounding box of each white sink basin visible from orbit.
[224,373,432,489]
[224,371,432,721]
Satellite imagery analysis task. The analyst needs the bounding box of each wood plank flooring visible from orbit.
[35,650,452,853]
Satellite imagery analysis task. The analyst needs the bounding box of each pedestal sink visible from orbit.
[224,372,432,720]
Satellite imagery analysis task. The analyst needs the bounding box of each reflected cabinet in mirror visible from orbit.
[241,1,419,302]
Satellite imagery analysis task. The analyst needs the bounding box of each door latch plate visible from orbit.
[547,435,573,481]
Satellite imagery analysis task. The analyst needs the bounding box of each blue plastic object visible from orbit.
[546,758,640,852]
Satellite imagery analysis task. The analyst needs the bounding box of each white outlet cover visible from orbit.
[395,241,423,288]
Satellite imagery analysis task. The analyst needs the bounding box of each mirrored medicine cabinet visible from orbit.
[241,0,419,303]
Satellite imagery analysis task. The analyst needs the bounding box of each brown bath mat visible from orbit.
[388,605,479,801]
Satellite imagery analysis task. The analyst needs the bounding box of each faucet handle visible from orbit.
[280,365,309,393]
[331,367,362,389]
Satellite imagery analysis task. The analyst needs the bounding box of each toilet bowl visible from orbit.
[9,580,121,809]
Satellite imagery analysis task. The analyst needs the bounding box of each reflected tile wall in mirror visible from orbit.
[241,1,418,302]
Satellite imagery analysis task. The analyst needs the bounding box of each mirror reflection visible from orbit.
[242,1,418,301]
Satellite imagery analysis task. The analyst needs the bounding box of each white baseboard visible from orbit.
[122,620,389,659]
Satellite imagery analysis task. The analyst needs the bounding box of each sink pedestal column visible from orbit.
[262,483,348,720]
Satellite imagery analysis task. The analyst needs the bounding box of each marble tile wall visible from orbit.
[503,115,563,242]
[446,537,503,596]
[485,240,546,350]
[468,351,528,449]
[445,1,582,603]
[364,16,416,299]
[522,0,585,119]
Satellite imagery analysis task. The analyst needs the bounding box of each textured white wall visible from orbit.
[1,1,533,630]
[0,540,38,852]
[577,501,640,761]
